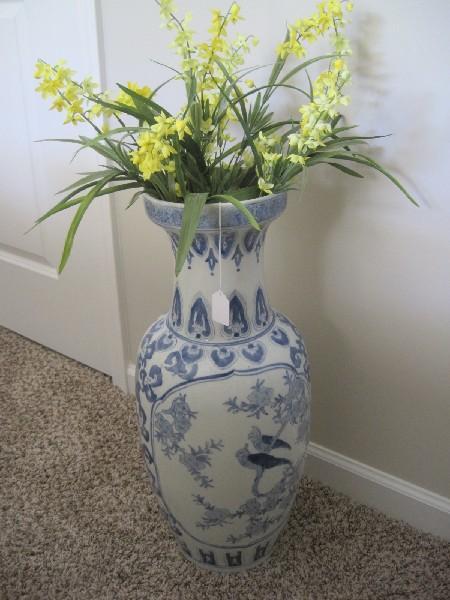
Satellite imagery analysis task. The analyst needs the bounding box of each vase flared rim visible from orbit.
[143,192,287,231]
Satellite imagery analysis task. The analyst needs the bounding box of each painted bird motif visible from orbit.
[236,443,292,497]
[248,426,291,453]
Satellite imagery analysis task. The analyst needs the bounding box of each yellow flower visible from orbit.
[35,78,61,98]
[258,177,274,194]
[262,152,282,163]
[151,113,175,135]
[64,83,82,103]
[174,119,191,140]
[288,154,307,166]
[34,60,52,80]
[116,82,152,107]
[245,79,255,88]
[53,60,74,84]
[159,0,176,21]
[63,98,85,125]
[166,160,176,173]
[346,2,354,12]
[287,133,302,150]
[276,0,349,58]
[81,76,98,95]
[89,91,114,120]
[131,118,178,181]
[50,96,67,112]
[200,117,213,133]
[229,3,242,24]
[333,33,351,55]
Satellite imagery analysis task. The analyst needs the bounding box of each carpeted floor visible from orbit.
[0,326,449,600]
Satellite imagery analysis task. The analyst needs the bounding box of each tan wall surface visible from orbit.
[100,0,450,497]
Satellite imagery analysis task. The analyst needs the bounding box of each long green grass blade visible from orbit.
[58,172,117,273]
[175,192,208,276]
[214,61,263,176]
[126,190,144,209]
[226,186,259,201]
[33,181,143,230]
[30,181,108,230]
[209,194,261,231]
[57,168,124,193]
[116,83,172,117]
[333,153,419,206]
[327,162,364,178]
[279,54,338,86]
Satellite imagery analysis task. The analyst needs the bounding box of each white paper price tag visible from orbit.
[212,289,230,326]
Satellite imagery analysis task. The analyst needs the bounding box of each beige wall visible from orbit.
[100,0,450,497]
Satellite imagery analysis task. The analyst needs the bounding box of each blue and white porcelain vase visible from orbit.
[135,192,311,572]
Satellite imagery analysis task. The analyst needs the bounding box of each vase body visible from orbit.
[135,193,311,572]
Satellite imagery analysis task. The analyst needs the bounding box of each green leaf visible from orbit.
[57,168,124,193]
[175,193,208,276]
[305,69,313,99]
[58,172,117,273]
[69,127,146,157]
[279,54,338,86]
[188,101,204,144]
[263,32,288,103]
[86,96,146,120]
[30,181,108,230]
[333,153,419,206]
[35,137,83,145]
[116,83,172,118]
[77,135,124,165]
[327,162,364,178]
[209,194,261,231]
[213,61,263,176]
[225,186,259,201]
[216,82,310,125]
[321,138,369,150]
[126,190,144,209]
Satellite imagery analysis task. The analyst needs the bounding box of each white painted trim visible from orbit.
[0,246,58,279]
[127,362,136,393]
[306,443,450,540]
[84,0,129,392]
[128,360,450,538]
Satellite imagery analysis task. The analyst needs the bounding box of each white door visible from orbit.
[0,0,127,389]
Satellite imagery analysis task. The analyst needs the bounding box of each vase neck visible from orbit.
[167,225,273,344]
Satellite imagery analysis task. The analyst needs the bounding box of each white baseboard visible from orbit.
[306,443,450,540]
[127,361,450,540]
[127,362,136,393]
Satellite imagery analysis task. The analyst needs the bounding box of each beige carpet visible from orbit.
[0,326,449,600]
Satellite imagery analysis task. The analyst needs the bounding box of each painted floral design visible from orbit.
[194,451,303,543]
[273,371,309,442]
[194,371,309,542]
[178,440,224,488]
[224,379,274,419]
[154,393,223,488]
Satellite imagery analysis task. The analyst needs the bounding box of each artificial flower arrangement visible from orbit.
[33,0,416,275]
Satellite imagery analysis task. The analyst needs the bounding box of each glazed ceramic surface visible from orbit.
[135,193,311,572]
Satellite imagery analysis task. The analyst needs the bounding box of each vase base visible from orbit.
[177,536,278,575]
[177,543,275,574]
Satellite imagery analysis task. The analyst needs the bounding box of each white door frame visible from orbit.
[86,0,129,391]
